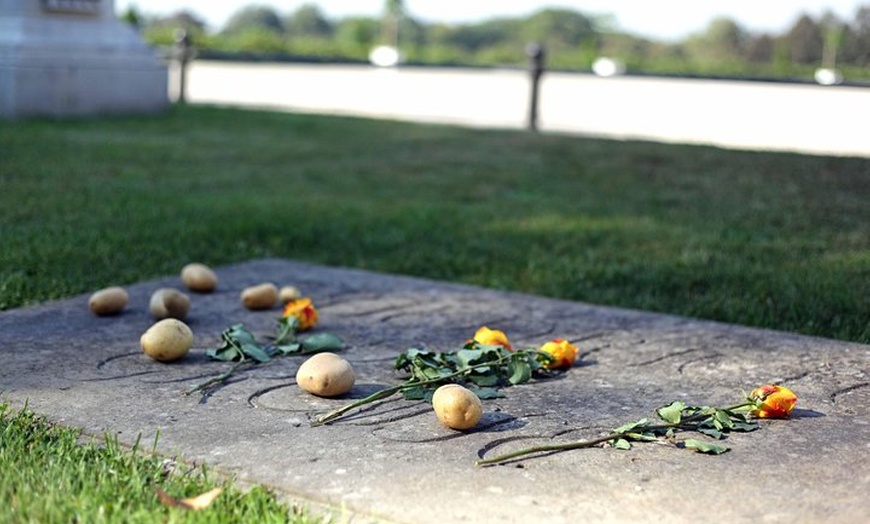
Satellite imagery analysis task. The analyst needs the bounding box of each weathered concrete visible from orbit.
[0,259,868,523]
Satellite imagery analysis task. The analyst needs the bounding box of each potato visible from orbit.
[88,286,129,316]
[149,288,191,320]
[296,352,355,397]
[432,384,483,430]
[279,285,302,304]
[140,318,193,362]
[180,263,218,293]
[240,283,279,310]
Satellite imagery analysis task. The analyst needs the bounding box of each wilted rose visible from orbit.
[282,298,318,331]
[749,384,797,418]
[472,326,512,350]
[539,338,579,369]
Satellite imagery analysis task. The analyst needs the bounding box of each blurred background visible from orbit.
[118,0,870,84]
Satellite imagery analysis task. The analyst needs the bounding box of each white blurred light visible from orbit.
[369,46,402,67]
[592,57,626,77]
[814,68,843,86]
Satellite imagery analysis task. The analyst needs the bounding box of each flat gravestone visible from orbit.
[0,259,867,523]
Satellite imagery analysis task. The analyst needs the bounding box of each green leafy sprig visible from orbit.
[185,321,343,397]
[475,396,764,466]
[312,342,555,426]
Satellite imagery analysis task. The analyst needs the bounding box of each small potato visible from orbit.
[279,285,302,304]
[140,318,193,362]
[296,352,355,397]
[432,384,483,430]
[240,283,279,310]
[149,288,191,320]
[88,286,129,316]
[180,263,218,293]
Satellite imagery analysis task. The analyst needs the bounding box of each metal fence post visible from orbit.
[173,29,193,104]
[526,43,546,131]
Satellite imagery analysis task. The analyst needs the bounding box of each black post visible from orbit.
[526,42,545,131]
[173,29,193,104]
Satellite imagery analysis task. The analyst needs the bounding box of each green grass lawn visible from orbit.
[0,403,316,523]
[1,105,868,342]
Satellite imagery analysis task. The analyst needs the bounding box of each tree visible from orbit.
[785,14,824,64]
[840,6,870,66]
[335,17,380,53]
[285,4,333,39]
[685,17,748,66]
[382,0,404,47]
[745,34,775,63]
[521,9,597,50]
[119,5,142,28]
[222,5,284,36]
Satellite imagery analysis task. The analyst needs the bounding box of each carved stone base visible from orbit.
[0,0,168,118]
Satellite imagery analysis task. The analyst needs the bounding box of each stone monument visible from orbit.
[0,0,168,118]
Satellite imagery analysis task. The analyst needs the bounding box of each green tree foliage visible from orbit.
[334,17,380,56]
[128,3,870,80]
[840,7,870,65]
[222,5,284,36]
[140,10,208,47]
[285,4,333,39]
[786,14,824,64]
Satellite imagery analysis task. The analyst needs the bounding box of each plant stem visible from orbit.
[184,361,253,396]
[475,432,622,466]
[475,400,758,466]
[311,384,405,426]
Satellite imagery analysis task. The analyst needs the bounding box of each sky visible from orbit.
[115,0,868,41]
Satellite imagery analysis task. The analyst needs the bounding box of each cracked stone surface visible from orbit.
[0,258,868,523]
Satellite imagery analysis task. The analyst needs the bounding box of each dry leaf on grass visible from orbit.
[155,486,223,510]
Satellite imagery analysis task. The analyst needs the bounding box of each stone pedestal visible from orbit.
[0,0,168,118]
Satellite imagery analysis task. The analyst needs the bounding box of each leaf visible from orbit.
[730,421,759,432]
[683,438,729,455]
[714,409,735,429]
[467,372,500,387]
[614,418,648,434]
[401,385,431,401]
[206,343,242,362]
[507,358,532,385]
[300,333,344,353]
[657,401,685,424]
[697,426,724,439]
[218,324,271,363]
[156,486,222,510]
[624,431,660,442]
[455,348,485,368]
[470,387,504,399]
[272,343,302,356]
[613,438,632,450]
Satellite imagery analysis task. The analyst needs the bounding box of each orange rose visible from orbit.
[749,384,797,418]
[282,298,318,331]
[539,338,578,369]
[472,326,512,350]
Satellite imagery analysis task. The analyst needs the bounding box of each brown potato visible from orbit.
[140,318,193,362]
[240,283,278,310]
[180,263,218,293]
[149,288,191,320]
[88,286,129,316]
[432,384,483,430]
[296,352,355,397]
[279,285,302,304]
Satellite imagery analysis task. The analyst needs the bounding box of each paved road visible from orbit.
[182,61,870,158]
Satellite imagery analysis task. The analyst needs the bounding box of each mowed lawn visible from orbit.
[1,105,868,343]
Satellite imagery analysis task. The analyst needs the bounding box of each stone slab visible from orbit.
[0,259,867,523]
